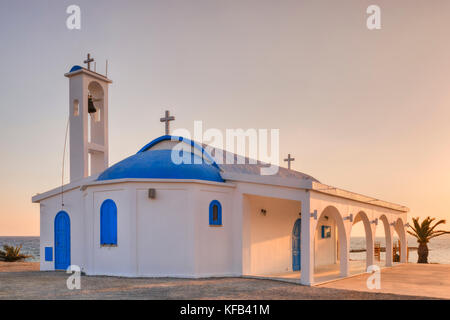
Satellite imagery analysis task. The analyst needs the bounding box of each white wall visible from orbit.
[192,185,235,277]
[38,180,239,278]
[89,187,135,276]
[244,194,302,275]
[314,216,337,267]
[136,185,195,277]
[39,187,85,272]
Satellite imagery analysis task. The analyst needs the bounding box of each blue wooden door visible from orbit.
[54,211,70,270]
[292,218,301,271]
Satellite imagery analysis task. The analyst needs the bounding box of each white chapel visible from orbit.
[32,59,409,285]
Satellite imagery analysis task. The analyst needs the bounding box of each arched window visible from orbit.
[100,199,117,245]
[209,200,222,226]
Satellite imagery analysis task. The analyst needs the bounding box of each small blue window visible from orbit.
[321,225,332,239]
[100,199,118,245]
[209,200,222,226]
[45,247,53,261]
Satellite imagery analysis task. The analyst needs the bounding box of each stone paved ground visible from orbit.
[0,270,432,300]
[318,263,450,300]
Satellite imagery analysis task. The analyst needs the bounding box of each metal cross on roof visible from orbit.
[284,154,295,170]
[160,110,175,135]
[84,53,94,70]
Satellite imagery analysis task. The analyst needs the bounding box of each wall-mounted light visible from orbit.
[148,188,156,199]
[260,209,267,216]
[310,210,318,220]
[371,218,378,225]
[343,214,353,223]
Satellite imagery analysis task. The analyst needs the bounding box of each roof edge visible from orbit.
[310,181,409,213]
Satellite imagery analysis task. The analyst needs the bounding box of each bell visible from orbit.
[88,96,97,114]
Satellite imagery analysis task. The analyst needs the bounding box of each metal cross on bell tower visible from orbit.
[160,110,175,135]
[284,154,295,170]
[84,53,94,70]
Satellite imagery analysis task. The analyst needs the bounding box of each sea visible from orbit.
[349,235,450,264]
[1,235,450,264]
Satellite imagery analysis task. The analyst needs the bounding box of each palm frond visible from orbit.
[408,216,450,244]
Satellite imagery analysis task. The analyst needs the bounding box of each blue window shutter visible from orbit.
[209,200,222,226]
[45,247,53,261]
[100,199,118,245]
[111,206,117,244]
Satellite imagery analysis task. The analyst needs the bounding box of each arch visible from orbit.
[100,199,118,245]
[314,206,349,277]
[54,211,71,270]
[87,81,104,123]
[394,217,407,263]
[209,200,222,226]
[88,81,104,99]
[292,219,301,271]
[350,211,374,269]
[377,215,393,267]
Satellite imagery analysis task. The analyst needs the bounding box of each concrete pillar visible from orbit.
[385,226,394,267]
[233,192,245,275]
[340,220,351,277]
[340,236,350,277]
[300,200,315,285]
[395,221,408,264]
[400,233,408,263]
[366,223,376,269]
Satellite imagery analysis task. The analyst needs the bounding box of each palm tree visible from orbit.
[0,245,32,262]
[407,217,450,263]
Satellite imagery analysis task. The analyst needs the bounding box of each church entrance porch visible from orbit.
[242,194,302,277]
[249,260,387,285]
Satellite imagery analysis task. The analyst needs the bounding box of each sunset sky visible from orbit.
[1,0,450,236]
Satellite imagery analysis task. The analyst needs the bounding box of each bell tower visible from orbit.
[64,55,113,182]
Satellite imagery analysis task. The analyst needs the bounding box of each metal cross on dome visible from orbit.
[284,154,295,170]
[160,110,175,135]
[84,53,94,70]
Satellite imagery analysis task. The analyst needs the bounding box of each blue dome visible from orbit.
[69,65,82,73]
[97,149,224,182]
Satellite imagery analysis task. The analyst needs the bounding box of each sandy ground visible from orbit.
[0,267,433,300]
[0,262,446,299]
[0,262,40,272]
[318,263,450,300]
